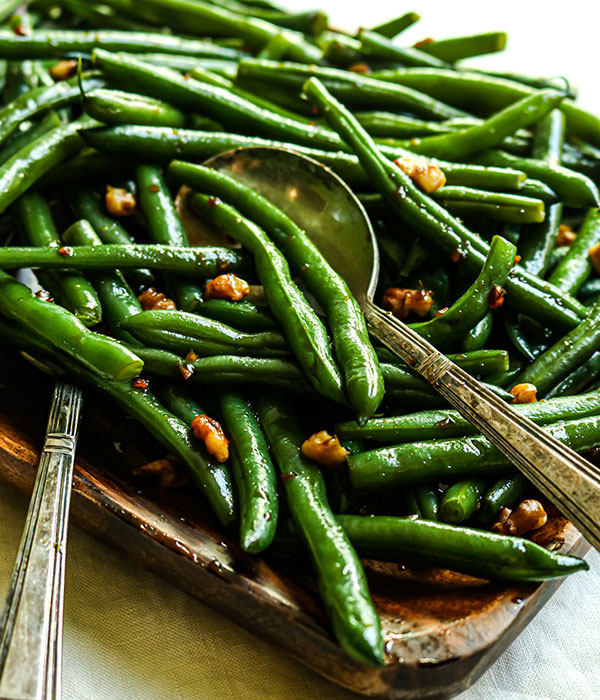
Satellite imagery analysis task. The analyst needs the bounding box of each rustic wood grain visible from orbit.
[0,356,589,699]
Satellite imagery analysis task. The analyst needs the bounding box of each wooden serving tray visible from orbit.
[0,352,589,699]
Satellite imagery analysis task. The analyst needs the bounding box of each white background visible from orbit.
[1,2,600,699]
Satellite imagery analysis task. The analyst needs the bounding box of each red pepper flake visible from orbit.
[58,246,73,257]
[348,62,371,74]
[35,289,54,303]
[178,364,194,381]
[207,196,220,208]
[414,37,434,48]
[12,23,26,36]
[183,73,192,80]
[514,255,522,264]
[489,285,506,310]
[185,350,199,362]
[312,105,319,115]
[148,184,160,193]
[281,472,297,483]
[450,249,463,263]
[435,307,449,317]
[133,378,149,392]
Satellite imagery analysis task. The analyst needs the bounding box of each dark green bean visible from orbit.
[417,32,507,62]
[256,394,384,667]
[336,515,587,582]
[440,479,486,524]
[462,314,493,352]
[478,475,529,523]
[0,111,63,166]
[548,208,600,294]
[358,29,450,69]
[545,352,600,399]
[220,390,278,553]
[370,12,420,40]
[135,164,203,311]
[415,485,440,521]
[83,88,186,128]
[195,299,278,332]
[189,192,346,406]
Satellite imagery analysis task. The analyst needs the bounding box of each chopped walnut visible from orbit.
[133,456,181,489]
[204,273,250,302]
[491,499,547,537]
[382,287,434,320]
[191,414,229,463]
[178,363,194,380]
[302,430,349,468]
[510,383,537,404]
[105,185,136,217]
[590,242,600,274]
[489,284,506,310]
[49,59,78,81]
[185,350,199,362]
[138,287,177,311]
[556,224,576,247]
[348,62,372,74]
[394,156,446,194]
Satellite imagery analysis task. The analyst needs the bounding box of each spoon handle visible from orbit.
[0,379,82,700]
[365,301,600,551]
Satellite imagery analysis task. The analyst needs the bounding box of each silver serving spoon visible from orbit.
[0,272,82,700]
[202,145,600,551]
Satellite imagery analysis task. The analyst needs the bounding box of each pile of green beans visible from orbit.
[0,0,598,669]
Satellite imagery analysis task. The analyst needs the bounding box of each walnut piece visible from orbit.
[191,414,229,463]
[491,499,547,537]
[394,156,447,194]
[204,273,250,302]
[382,287,434,320]
[302,430,349,468]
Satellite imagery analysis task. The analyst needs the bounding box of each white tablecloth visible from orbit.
[2,1,600,697]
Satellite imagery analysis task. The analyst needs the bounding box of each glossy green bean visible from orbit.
[415,485,440,521]
[168,161,383,422]
[336,388,600,444]
[440,479,486,523]
[0,111,63,166]
[135,164,203,311]
[358,29,449,69]
[189,192,346,406]
[418,32,507,62]
[195,299,278,332]
[83,88,186,128]
[348,413,600,493]
[220,390,278,553]
[478,475,529,523]
[462,314,493,352]
[256,394,384,667]
[548,208,600,294]
[370,12,420,39]
[432,187,546,224]
[336,515,587,582]
[545,352,600,399]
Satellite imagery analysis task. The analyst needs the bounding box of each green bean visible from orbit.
[92,50,343,151]
[440,479,486,523]
[80,124,528,192]
[319,31,362,67]
[0,111,63,166]
[474,150,599,209]
[112,53,238,76]
[0,0,21,24]
[369,67,600,148]
[71,185,154,288]
[169,161,383,423]
[417,32,507,62]
[0,270,141,381]
[478,475,529,523]
[348,412,600,493]
[236,58,467,120]
[548,208,600,294]
[0,243,250,276]
[355,111,455,138]
[514,301,600,397]
[220,390,278,553]
[370,12,420,39]
[14,193,102,328]
[462,314,493,352]
[404,488,421,516]
[545,352,600,399]
[83,88,186,128]
[415,485,440,521]
[519,204,563,278]
[358,29,450,69]
[336,515,587,582]
[189,192,346,406]
[195,299,278,332]
[106,0,322,62]
[399,90,562,161]
[62,219,142,344]
[0,118,89,214]
[580,278,600,303]
[0,29,244,59]
[432,187,546,224]
[518,178,558,203]
[408,236,516,349]
[135,164,203,311]
[256,394,384,667]
[336,388,600,444]
[121,308,288,356]
[302,77,586,332]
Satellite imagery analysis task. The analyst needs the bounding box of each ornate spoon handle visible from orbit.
[366,301,600,551]
[0,379,82,700]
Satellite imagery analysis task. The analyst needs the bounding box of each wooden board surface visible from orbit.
[0,353,589,699]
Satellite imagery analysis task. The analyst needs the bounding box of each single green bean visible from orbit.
[478,475,529,523]
[548,208,600,294]
[195,299,278,332]
[415,485,440,521]
[358,29,450,69]
[440,479,486,523]
[545,352,600,398]
[370,12,420,40]
[417,32,507,63]
[431,187,546,224]
[83,88,186,128]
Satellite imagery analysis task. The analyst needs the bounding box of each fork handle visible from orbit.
[0,380,82,700]
[365,301,600,551]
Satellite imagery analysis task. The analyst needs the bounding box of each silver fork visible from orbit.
[0,379,82,700]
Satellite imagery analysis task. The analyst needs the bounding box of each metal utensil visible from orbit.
[203,145,600,551]
[0,371,82,700]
